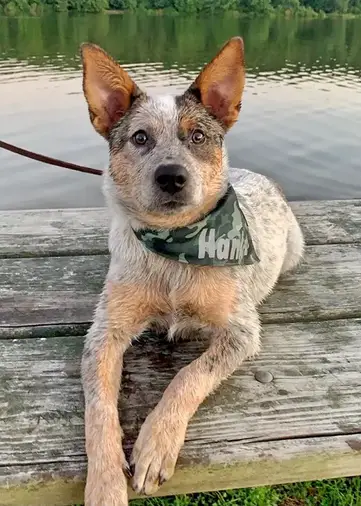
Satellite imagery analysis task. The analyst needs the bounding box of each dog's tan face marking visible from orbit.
[81,38,245,229]
[175,92,226,213]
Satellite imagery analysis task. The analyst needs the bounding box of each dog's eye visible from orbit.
[191,130,205,144]
[132,130,148,146]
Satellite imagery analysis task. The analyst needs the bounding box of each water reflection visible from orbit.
[0,14,360,209]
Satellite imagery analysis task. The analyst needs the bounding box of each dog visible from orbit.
[80,37,305,506]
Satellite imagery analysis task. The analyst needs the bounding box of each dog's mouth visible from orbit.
[155,195,190,212]
[162,200,186,210]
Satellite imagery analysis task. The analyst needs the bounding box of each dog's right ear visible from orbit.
[81,43,140,139]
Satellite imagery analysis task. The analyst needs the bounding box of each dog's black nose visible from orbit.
[154,164,188,195]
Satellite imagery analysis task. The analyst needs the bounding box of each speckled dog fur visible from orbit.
[80,38,304,506]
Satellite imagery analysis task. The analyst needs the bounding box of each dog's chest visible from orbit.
[156,267,238,326]
[109,232,239,328]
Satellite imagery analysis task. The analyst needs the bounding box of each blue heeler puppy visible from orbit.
[80,37,304,506]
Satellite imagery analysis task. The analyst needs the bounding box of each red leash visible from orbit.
[0,139,103,176]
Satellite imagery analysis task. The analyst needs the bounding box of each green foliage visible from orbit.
[3,0,17,13]
[55,0,67,10]
[2,0,106,14]
[150,0,169,8]
[336,0,349,12]
[2,0,43,14]
[296,4,320,14]
[29,0,43,11]
[274,0,300,11]
[349,0,361,12]
[129,477,361,505]
[173,0,197,13]
[109,0,136,9]
[66,0,107,12]
[2,0,360,16]
[244,0,274,13]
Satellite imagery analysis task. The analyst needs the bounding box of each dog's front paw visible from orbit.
[85,458,130,506]
[130,410,187,495]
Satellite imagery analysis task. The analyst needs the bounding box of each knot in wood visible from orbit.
[255,370,273,384]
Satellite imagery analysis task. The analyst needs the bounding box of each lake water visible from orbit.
[0,13,360,210]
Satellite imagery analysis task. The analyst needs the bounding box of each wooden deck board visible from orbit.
[2,436,361,506]
[0,200,361,259]
[1,243,361,327]
[1,199,361,505]
[1,319,361,505]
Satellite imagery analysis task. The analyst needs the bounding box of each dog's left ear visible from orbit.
[80,43,140,139]
[188,37,245,130]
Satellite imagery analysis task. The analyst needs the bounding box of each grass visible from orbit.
[130,478,361,505]
[75,477,361,505]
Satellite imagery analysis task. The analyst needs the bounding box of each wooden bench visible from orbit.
[1,200,361,506]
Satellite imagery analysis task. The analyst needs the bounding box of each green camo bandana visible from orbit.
[133,185,260,267]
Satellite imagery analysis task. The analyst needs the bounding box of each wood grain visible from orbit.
[0,199,360,259]
[1,243,361,328]
[2,435,361,506]
[0,319,361,503]
[291,200,361,245]
[0,208,109,258]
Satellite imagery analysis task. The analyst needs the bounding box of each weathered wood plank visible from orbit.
[291,199,361,245]
[0,200,360,259]
[0,319,361,504]
[2,319,361,462]
[2,435,361,506]
[1,244,361,328]
[0,208,109,258]
[0,323,89,340]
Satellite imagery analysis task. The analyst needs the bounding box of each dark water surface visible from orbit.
[0,14,360,210]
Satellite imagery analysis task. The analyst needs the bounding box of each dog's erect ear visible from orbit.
[188,37,245,130]
[81,43,140,139]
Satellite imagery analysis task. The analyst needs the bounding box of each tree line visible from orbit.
[1,0,361,21]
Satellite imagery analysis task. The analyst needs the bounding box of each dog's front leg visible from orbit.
[82,283,158,506]
[131,307,261,495]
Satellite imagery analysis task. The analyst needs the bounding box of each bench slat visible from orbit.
[0,200,361,259]
[2,436,361,506]
[1,243,361,328]
[1,319,361,505]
